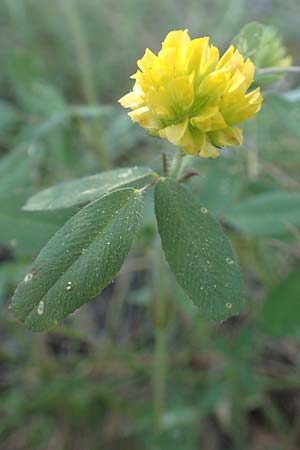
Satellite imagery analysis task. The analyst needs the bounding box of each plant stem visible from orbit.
[154,327,167,430]
[64,0,110,169]
[170,148,184,179]
[105,271,133,341]
[247,117,259,179]
[65,0,96,105]
[257,66,300,74]
[153,149,183,432]
[153,241,168,432]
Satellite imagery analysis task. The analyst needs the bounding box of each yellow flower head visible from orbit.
[119,30,263,158]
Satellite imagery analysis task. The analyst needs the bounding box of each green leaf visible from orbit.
[154,178,244,321]
[232,22,291,85]
[225,191,300,236]
[11,188,143,331]
[260,270,300,338]
[233,22,289,68]
[0,192,73,256]
[24,166,155,211]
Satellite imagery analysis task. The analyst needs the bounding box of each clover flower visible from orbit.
[119,30,263,158]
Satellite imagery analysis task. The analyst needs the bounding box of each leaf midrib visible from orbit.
[26,169,153,210]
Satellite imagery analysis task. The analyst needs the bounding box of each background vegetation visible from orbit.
[0,1,300,449]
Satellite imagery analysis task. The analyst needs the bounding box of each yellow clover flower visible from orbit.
[119,30,263,158]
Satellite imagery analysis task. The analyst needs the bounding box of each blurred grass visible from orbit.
[0,1,300,449]
[0,0,299,101]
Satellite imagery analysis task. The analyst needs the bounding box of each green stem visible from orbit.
[64,0,110,169]
[154,326,167,431]
[64,0,97,105]
[170,148,184,179]
[153,149,185,431]
[153,240,169,432]
[247,117,259,180]
[257,66,300,75]
[105,272,133,341]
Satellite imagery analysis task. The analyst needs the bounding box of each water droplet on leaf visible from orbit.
[37,301,44,315]
[10,239,17,247]
[226,257,234,265]
[24,273,33,282]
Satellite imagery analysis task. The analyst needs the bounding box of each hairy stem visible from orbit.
[170,148,184,179]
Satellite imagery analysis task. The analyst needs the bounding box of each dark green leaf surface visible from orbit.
[155,178,244,321]
[260,270,300,338]
[24,166,154,210]
[225,191,300,236]
[11,188,143,331]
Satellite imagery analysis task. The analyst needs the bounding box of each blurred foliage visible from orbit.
[0,1,300,449]
[233,21,292,86]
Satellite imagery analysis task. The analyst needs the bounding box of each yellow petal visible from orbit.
[178,128,220,158]
[226,59,255,94]
[159,29,191,75]
[190,129,220,158]
[200,140,220,158]
[240,58,255,90]
[246,87,262,106]
[118,90,144,109]
[221,87,263,124]
[129,106,160,131]
[187,38,219,80]
[137,48,158,73]
[146,86,175,120]
[216,45,235,68]
[169,73,194,110]
[157,47,177,69]
[209,126,243,147]
[191,106,217,125]
[197,70,230,105]
[227,69,246,93]
[217,46,244,72]
[162,29,190,51]
[191,107,227,132]
[187,37,209,69]
[159,119,189,145]
[203,45,220,75]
